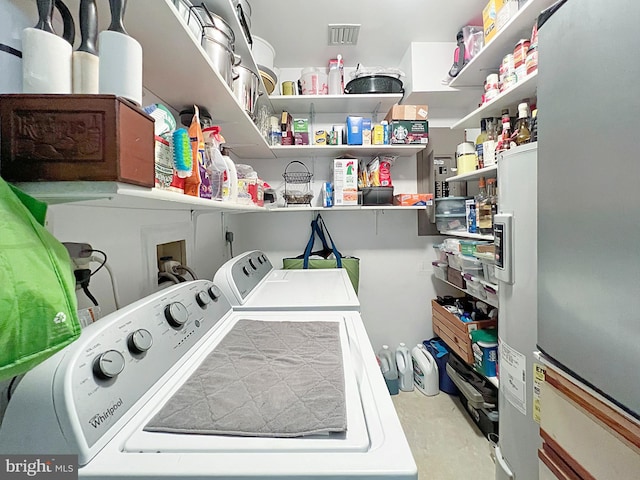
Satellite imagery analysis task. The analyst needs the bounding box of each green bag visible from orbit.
[283,214,360,294]
[0,178,81,381]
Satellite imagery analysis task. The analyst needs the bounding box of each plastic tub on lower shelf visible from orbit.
[432,261,448,282]
[460,255,484,280]
[481,281,499,305]
[435,197,471,215]
[463,273,486,300]
[436,214,467,233]
[446,252,463,271]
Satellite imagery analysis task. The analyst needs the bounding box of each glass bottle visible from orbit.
[515,102,531,145]
[483,117,498,167]
[496,109,512,154]
[475,118,488,169]
[476,176,492,235]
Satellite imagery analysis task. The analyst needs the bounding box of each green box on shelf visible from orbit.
[390,120,429,144]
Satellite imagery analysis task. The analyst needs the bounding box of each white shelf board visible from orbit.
[270,144,427,158]
[433,275,499,308]
[268,94,402,115]
[15,182,266,213]
[268,205,429,212]
[447,165,498,182]
[451,71,538,130]
[440,231,494,241]
[449,0,557,87]
[65,0,274,159]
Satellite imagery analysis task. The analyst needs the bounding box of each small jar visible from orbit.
[526,46,538,75]
[514,39,531,69]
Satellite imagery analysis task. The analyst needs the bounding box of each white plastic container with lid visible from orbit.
[395,343,414,392]
[411,344,439,396]
[378,345,399,395]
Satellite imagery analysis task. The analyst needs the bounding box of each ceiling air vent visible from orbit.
[328,24,361,46]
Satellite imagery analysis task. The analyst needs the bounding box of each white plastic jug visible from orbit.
[378,345,399,395]
[411,344,439,396]
[395,343,414,392]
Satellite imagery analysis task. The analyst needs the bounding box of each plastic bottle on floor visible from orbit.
[411,344,439,396]
[378,345,399,395]
[395,343,414,391]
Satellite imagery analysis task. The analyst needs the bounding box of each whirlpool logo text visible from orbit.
[1,455,77,479]
[88,398,124,429]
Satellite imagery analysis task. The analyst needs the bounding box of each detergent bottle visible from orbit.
[411,344,439,396]
[377,345,399,395]
[395,343,414,391]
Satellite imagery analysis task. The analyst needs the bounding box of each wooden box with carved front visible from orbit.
[0,94,154,187]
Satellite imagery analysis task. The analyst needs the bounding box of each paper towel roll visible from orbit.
[21,27,72,94]
[73,51,99,94]
[98,30,142,105]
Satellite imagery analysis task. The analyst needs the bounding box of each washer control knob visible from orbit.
[207,285,222,302]
[242,266,250,276]
[196,290,211,308]
[261,255,268,263]
[164,302,188,328]
[249,259,257,270]
[128,329,153,354]
[93,350,125,379]
[257,256,264,264]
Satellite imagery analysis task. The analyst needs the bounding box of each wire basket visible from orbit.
[283,160,313,205]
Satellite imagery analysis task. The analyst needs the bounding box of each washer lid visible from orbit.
[238,269,360,311]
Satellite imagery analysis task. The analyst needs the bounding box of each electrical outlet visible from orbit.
[63,242,93,270]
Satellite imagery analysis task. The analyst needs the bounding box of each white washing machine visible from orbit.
[0,280,416,479]
[214,250,360,311]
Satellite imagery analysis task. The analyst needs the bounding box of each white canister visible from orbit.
[252,35,275,71]
[300,67,319,95]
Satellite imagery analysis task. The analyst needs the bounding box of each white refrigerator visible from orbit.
[536,0,640,425]
[492,143,539,480]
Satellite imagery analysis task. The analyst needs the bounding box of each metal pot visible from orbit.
[232,65,261,119]
[195,3,235,45]
[201,33,241,87]
[344,75,404,94]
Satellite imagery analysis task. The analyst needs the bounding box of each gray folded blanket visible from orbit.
[145,319,346,437]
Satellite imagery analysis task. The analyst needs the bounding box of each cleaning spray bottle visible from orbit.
[395,343,414,392]
[202,126,228,201]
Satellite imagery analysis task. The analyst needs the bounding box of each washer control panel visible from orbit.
[65,280,231,447]
[229,251,273,300]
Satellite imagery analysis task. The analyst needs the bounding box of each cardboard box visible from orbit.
[497,0,519,31]
[0,94,155,187]
[393,193,433,206]
[346,116,363,145]
[362,118,372,145]
[293,118,309,145]
[483,0,504,45]
[385,104,429,122]
[390,120,429,144]
[333,156,358,206]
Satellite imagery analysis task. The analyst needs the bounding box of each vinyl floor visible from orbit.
[392,389,496,480]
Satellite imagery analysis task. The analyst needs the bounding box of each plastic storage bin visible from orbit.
[362,186,394,205]
[460,255,484,279]
[436,214,467,232]
[433,244,448,263]
[482,281,499,304]
[463,273,487,299]
[446,252,463,271]
[435,197,470,215]
[475,253,498,284]
[432,261,448,281]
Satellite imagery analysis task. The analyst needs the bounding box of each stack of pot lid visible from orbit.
[252,35,277,94]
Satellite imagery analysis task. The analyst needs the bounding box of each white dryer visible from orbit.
[214,250,360,311]
[0,280,416,479]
